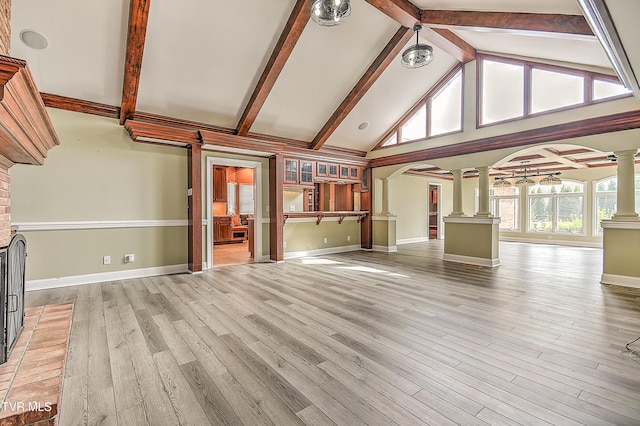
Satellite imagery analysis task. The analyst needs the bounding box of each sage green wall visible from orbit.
[603,228,640,277]
[373,220,393,246]
[444,222,498,259]
[22,228,187,280]
[10,109,188,281]
[283,220,360,253]
[387,174,453,241]
[13,110,187,221]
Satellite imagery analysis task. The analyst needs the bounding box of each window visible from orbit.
[374,65,463,149]
[482,60,524,124]
[593,79,631,100]
[381,134,397,147]
[227,182,237,215]
[239,184,254,215]
[401,105,426,142]
[594,175,640,235]
[490,186,520,231]
[528,181,584,234]
[479,55,632,126]
[430,70,463,136]
[531,68,584,114]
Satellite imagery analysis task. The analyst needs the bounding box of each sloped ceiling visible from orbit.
[9,0,617,155]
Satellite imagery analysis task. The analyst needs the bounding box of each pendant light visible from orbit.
[311,0,351,27]
[401,25,434,69]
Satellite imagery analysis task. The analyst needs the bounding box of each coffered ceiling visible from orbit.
[8,0,622,155]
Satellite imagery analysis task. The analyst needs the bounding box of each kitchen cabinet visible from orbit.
[213,166,227,202]
[300,161,314,185]
[213,216,231,243]
[284,159,298,184]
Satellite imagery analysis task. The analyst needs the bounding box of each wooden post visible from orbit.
[360,168,372,249]
[187,144,202,273]
[270,154,284,261]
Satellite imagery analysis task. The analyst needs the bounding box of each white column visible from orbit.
[450,169,464,217]
[381,177,391,215]
[612,150,639,221]
[475,166,492,217]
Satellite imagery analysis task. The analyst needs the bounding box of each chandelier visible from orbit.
[311,0,351,27]
[401,25,434,69]
[493,161,562,188]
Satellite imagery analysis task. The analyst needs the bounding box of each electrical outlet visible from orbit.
[283,241,287,248]
[347,235,351,242]
[323,238,328,244]
[103,256,111,265]
[124,254,135,263]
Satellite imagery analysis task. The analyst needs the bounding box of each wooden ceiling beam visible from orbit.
[236,0,311,136]
[41,93,120,119]
[420,27,476,63]
[363,1,476,62]
[494,161,562,171]
[119,0,151,125]
[363,0,421,28]
[310,26,414,150]
[421,10,593,36]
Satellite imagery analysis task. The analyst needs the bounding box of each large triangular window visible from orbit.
[374,65,463,150]
[480,54,631,126]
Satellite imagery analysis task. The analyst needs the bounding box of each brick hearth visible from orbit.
[0,303,73,426]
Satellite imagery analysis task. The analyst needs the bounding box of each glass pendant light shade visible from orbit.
[402,25,434,69]
[515,176,536,186]
[539,174,562,186]
[311,0,351,27]
[493,178,512,188]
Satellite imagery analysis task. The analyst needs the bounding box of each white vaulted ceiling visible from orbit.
[8,0,625,154]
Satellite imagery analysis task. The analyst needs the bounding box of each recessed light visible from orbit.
[20,30,48,50]
[358,122,369,130]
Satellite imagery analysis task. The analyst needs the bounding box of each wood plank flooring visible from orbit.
[26,241,640,425]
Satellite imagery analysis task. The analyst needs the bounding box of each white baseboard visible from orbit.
[500,236,602,248]
[397,237,429,245]
[284,245,362,260]
[26,264,189,292]
[372,245,398,253]
[601,273,640,289]
[443,253,500,268]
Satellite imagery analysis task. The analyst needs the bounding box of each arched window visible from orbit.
[528,180,585,234]
[490,186,520,231]
[594,175,640,235]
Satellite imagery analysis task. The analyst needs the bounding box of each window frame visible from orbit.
[489,187,521,232]
[373,64,464,150]
[478,54,632,128]
[526,180,586,236]
[592,174,640,236]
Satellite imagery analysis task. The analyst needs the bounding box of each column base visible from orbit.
[443,216,501,268]
[602,220,640,289]
[372,215,397,253]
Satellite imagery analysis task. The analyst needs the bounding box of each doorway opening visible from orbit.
[428,184,441,239]
[206,157,262,268]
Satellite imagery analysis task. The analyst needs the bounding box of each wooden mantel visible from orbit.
[0,55,59,167]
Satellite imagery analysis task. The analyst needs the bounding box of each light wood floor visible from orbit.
[214,241,254,266]
[26,241,640,425]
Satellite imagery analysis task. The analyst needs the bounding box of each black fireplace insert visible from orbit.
[0,234,26,364]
